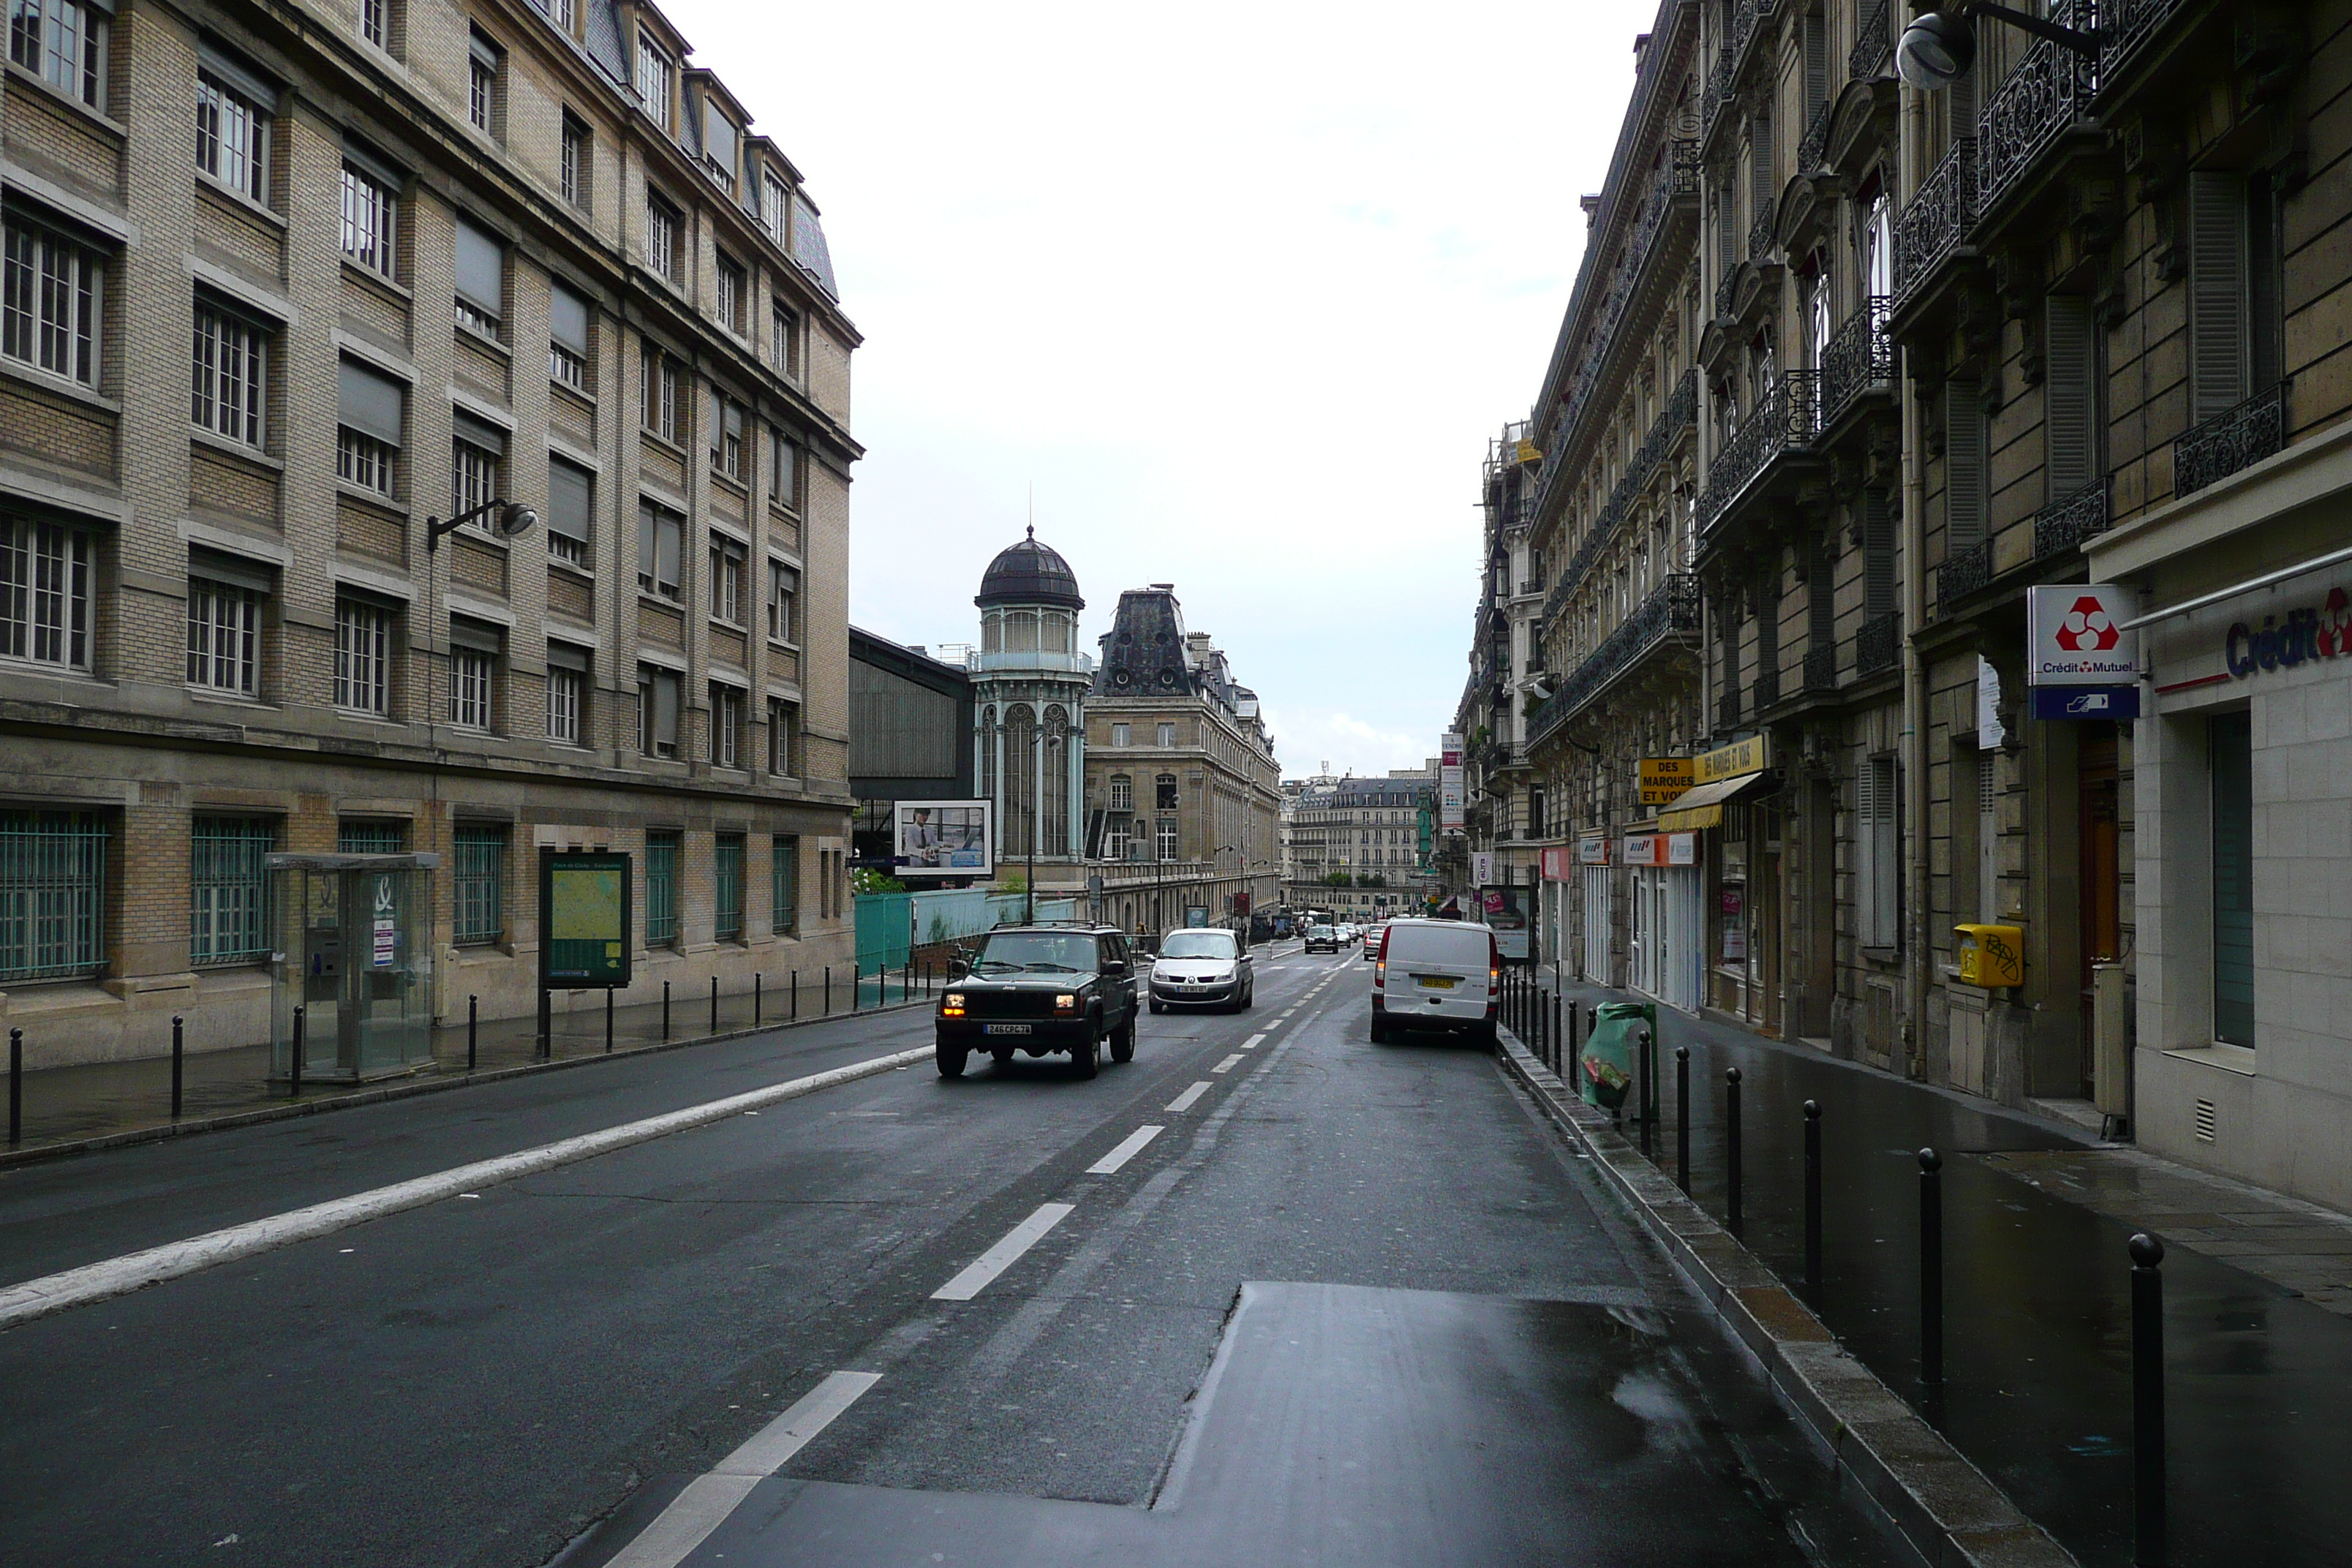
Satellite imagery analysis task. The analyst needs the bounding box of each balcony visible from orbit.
[2175,383,2288,497]
[1752,663,1780,711]
[1715,263,1741,320]
[2097,0,2197,94]
[1540,372,1696,638]
[1697,370,1819,534]
[1937,540,1994,610]
[1716,687,1743,731]
[1850,0,1891,80]
[1527,573,1701,746]
[1803,642,1839,694]
[1892,138,1975,313]
[1857,611,1901,676]
[2032,476,2111,560]
[1975,2,2096,218]
[1797,99,1832,173]
[1749,208,1777,262]
[1818,295,1893,431]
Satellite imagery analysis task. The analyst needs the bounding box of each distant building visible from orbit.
[1283,772,1433,921]
[848,630,973,865]
[969,532,1093,891]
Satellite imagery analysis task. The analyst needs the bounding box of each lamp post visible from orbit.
[1024,728,1063,924]
[1895,4,2098,91]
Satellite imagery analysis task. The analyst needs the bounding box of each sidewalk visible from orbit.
[1524,973,2352,1568]
[1,971,929,1165]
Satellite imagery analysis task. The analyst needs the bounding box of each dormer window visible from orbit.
[636,33,672,129]
[701,95,738,193]
[762,170,791,247]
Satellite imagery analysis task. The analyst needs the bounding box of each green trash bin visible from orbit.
[1578,1000,1657,1112]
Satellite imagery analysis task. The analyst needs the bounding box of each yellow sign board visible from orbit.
[1515,440,1543,465]
[1638,757,1693,806]
[1693,734,1770,784]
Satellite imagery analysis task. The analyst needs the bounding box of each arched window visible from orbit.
[1002,704,1035,857]
[978,706,996,803]
[1042,705,1071,856]
[1008,612,1039,652]
[981,612,1002,653]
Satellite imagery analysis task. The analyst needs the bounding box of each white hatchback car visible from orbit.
[1369,919,1499,1047]
[1148,927,1255,1013]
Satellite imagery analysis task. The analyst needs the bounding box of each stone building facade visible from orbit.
[0,0,857,1065]
[968,532,1091,896]
[1282,772,1433,924]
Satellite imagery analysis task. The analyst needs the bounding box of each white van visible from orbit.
[1370,919,1499,1047]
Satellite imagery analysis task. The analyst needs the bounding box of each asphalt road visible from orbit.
[0,945,1901,1567]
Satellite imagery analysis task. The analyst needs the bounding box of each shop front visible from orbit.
[1577,836,1611,984]
[1661,736,1781,1034]
[1623,829,1704,1014]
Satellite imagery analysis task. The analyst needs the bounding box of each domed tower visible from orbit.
[973,529,1090,870]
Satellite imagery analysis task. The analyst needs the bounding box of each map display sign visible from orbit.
[540,850,632,988]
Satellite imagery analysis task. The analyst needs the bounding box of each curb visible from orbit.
[1496,1029,2077,1568]
[0,1000,934,1172]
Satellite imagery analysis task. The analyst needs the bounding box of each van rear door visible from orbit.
[1384,924,1496,1024]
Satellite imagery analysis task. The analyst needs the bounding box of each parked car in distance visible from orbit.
[935,924,1139,1079]
[1369,919,1499,1048]
[1303,924,1341,954]
[1148,927,1254,1013]
[1361,923,1387,960]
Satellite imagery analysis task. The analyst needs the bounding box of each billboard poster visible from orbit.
[540,850,632,988]
[2027,584,2139,686]
[894,799,995,876]
[1483,886,1530,961]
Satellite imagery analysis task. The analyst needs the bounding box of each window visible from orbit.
[637,663,680,756]
[2210,711,2255,1047]
[337,429,394,495]
[334,596,393,714]
[1156,774,1179,810]
[455,217,502,336]
[358,0,387,48]
[716,253,745,333]
[712,393,745,480]
[450,638,494,731]
[710,683,743,767]
[190,303,266,446]
[549,0,574,33]
[771,836,799,933]
[1856,755,1899,949]
[191,815,273,966]
[1156,818,1179,861]
[1157,722,1175,747]
[701,97,739,192]
[337,358,404,494]
[340,162,396,277]
[185,575,260,695]
[709,535,745,622]
[546,457,592,567]
[0,516,91,669]
[452,434,500,524]
[644,829,679,945]
[635,33,672,128]
[1105,821,1130,862]
[714,833,744,940]
[765,560,797,644]
[10,0,105,108]
[644,193,679,283]
[641,349,679,440]
[467,31,499,135]
[0,810,108,981]
[453,823,507,945]
[769,430,800,509]
[772,301,799,377]
[637,502,681,598]
[1108,775,1132,811]
[3,211,102,386]
[560,113,589,209]
[547,662,582,744]
[339,819,405,853]
[1111,723,1129,747]
[767,697,798,775]
[196,66,270,203]
[549,282,590,389]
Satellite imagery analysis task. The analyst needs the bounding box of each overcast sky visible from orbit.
[664,0,1649,777]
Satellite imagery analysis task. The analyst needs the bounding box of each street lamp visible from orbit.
[1023,729,1063,924]
[1895,4,2097,91]
[426,497,538,551]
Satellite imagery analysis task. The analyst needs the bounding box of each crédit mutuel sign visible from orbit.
[2026,585,2140,720]
[2223,586,2352,678]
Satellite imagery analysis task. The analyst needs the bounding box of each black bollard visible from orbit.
[1676,1047,1691,1193]
[1803,1101,1823,1303]
[755,973,763,1028]
[7,1027,20,1146]
[662,981,671,1041]
[1552,992,1564,1074]
[2131,1233,2166,1567]
[710,975,719,1035]
[1919,1148,1945,1392]
[1725,1066,1744,1240]
[791,969,799,1019]
[171,1015,185,1120]
[467,994,479,1072]
[852,965,860,1013]
[290,1006,304,1099]
[824,966,832,1014]
[606,988,615,1052]
[1569,1002,1582,1074]
[1637,1029,1654,1158]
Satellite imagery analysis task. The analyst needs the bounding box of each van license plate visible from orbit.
[1417,976,1457,990]
[984,1024,1032,1036]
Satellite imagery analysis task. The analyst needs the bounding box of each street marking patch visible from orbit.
[1087,1125,1164,1175]
[1240,1034,1267,1049]
[932,1202,1077,1301]
[1210,1054,1244,1074]
[1165,1082,1213,1112]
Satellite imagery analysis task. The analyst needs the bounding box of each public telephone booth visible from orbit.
[266,851,439,1082]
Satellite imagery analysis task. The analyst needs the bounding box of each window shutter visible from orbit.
[2188,170,2250,421]
[337,358,406,445]
[1809,531,1836,648]
[342,135,404,191]
[546,459,592,543]
[655,669,680,746]
[1944,379,1984,548]
[656,510,681,586]
[455,219,504,314]
[199,40,279,108]
[550,283,590,354]
[1803,12,1827,118]
[638,501,660,582]
[2044,295,2095,497]
[1854,764,1878,943]
[453,408,508,457]
[702,98,738,171]
[468,30,500,70]
[546,641,591,673]
[1863,489,1895,618]
[1750,116,1774,233]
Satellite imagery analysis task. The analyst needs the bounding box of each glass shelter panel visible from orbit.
[268,853,437,1082]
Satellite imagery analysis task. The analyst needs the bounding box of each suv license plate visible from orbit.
[984,1023,1032,1036]
[1417,976,1458,990]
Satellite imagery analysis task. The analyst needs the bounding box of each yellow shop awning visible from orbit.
[1656,769,1774,832]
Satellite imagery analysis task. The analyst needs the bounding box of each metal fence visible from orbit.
[856,889,1079,974]
[191,815,274,966]
[0,812,108,983]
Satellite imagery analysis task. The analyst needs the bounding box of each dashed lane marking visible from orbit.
[1086,1125,1164,1175]
[1210,1054,1244,1074]
[1165,1082,1213,1112]
[932,1202,1077,1301]
[1240,1033,1267,1049]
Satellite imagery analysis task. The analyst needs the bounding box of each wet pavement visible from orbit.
[1543,976,2352,1568]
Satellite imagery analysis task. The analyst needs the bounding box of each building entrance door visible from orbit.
[2077,723,2121,1098]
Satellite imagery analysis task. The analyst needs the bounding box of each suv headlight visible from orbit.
[1055,993,1079,1011]
[942,992,966,1017]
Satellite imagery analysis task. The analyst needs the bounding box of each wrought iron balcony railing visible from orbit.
[1850,0,1892,80]
[2097,0,2195,93]
[2175,383,2288,497]
[2032,476,2112,560]
[1715,263,1740,320]
[1539,372,1696,638]
[1857,611,1901,676]
[1697,370,1819,533]
[1717,687,1743,731]
[1804,642,1839,694]
[1937,539,1994,610]
[1797,97,1833,173]
[1976,1,2096,217]
[1819,295,1893,429]
[1752,662,1780,711]
[1892,138,1975,310]
[1749,208,1777,262]
[1528,573,1701,746]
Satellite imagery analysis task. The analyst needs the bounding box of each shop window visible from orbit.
[2209,712,2255,1047]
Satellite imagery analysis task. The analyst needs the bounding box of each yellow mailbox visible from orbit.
[1955,923,2024,988]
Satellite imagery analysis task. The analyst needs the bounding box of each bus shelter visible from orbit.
[266,851,439,1082]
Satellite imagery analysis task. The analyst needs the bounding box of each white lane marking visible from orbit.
[1086,1125,1164,1175]
[0,1045,933,1333]
[1165,1081,1213,1112]
[1240,1033,1267,1049]
[1210,1054,1243,1074]
[932,1202,1077,1301]
[605,1371,881,1568]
